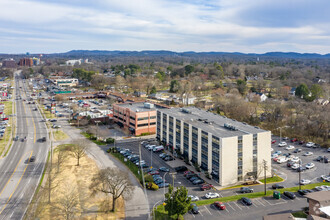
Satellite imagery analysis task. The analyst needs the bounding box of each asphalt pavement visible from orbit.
[0,73,49,220]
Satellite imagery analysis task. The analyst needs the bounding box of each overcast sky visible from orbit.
[0,0,329,54]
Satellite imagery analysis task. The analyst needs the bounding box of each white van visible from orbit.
[277,157,288,164]
[153,146,164,152]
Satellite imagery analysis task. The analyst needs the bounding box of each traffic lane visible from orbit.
[185,193,308,220]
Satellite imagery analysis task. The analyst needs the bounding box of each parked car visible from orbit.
[300,179,311,185]
[291,138,297,142]
[148,170,160,175]
[272,184,284,189]
[214,201,226,210]
[186,173,198,179]
[298,189,310,196]
[240,187,254,193]
[304,152,313,156]
[286,145,295,150]
[188,195,199,201]
[200,184,214,191]
[290,157,300,163]
[154,179,164,185]
[175,166,188,172]
[297,166,306,172]
[159,153,168,159]
[305,163,315,169]
[189,177,200,182]
[205,192,220,199]
[287,161,296,167]
[321,175,330,180]
[163,155,175,161]
[274,151,282,155]
[278,142,287,147]
[241,197,252,206]
[306,142,315,148]
[159,167,169,172]
[190,203,199,214]
[298,140,305,145]
[193,179,205,185]
[293,148,302,153]
[282,137,289,141]
[316,156,324,161]
[291,164,300,170]
[271,140,276,144]
[283,191,296,199]
[184,171,194,177]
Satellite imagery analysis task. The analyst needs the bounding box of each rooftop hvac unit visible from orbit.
[224,123,238,131]
[144,102,154,109]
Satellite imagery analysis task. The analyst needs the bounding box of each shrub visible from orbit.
[144,174,153,183]
[146,182,159,191]
[105,138,115,144]
[90,136,97,140]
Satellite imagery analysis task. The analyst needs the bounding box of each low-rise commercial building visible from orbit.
[51,78,79,87]
[2,59,16,68]
[157,107,271,186]
[113,102,168,136]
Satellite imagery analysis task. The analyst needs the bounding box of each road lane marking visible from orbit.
[32,114,36,143]
[0,151,31,198]
[0,151,33,215]
[22,102,28,126]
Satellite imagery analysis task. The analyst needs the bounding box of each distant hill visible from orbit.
[58,50,330,59]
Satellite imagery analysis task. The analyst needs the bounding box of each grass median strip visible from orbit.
[195,182,330,206]
[260,175,284,184]
[81,131,107,145]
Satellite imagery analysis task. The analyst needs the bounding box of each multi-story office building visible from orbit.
[157,107,271,186]
[113,102,168,136]
[2,59,16,68]
[19,58,33,67]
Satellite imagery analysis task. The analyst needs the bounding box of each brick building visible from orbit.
[113,102,169,136]
[19,58,33,67]
[2,59,16,68]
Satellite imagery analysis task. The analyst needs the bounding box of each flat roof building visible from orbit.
[157,107,271,186]
[113,102,169,136]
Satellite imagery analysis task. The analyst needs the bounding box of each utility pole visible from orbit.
[299,159,302,190]
[138,139,150,218]
[263,160,268,195]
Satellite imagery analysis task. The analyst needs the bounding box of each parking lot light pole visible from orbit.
[299,159,302,190]
[150,148,153,168]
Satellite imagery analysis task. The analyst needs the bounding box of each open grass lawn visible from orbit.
[292,211,308,218]
[259,175,284,184]
[53,129,69,141]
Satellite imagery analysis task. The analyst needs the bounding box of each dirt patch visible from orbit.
[26,145,125,220]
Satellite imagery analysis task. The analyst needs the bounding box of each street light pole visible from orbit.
[263,160,267,195]
[299,159,302,190]
[151,148,153,168]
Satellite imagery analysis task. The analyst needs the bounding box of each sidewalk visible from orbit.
[57,119,150,220]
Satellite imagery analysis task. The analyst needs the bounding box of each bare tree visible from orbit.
[69,140,88,166]
[55,146,69,173]
[89,168,133,212]
[53,185,79,220]
[43,165,59,203]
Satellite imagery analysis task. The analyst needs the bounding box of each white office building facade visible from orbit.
[156,107,271,186]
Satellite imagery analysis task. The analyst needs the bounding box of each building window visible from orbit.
[253,134,258,172]
[238,137,243,180]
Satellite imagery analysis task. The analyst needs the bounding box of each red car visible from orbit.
[271,140,276,144]
[200,183,214,191]
[148,170,160,175]
[291,138,297,142]
[2,118,8,121]
[214,201,226,210]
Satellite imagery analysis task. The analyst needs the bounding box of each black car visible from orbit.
[186,173,198,179]
[297,189,309,196]
[240,187,254,193]
[272,184,284,189]
[14,135,19,141]
[40,137,46,142]
[175,166,188,172]
[241,197,252,206]
[190,203,199,214]
[284,191,296,199]
[164,156,175,161]
[297,166,306,172]
[316,156,324,161]
[29,156,36,162]
[193,179,205,185]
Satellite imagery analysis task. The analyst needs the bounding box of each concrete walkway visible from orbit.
[56,118,150,220]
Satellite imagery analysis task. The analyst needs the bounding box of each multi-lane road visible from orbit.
[0,72,49,219]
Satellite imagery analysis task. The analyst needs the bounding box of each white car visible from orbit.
[205,192,220,199]
[305,163,315,169]
[274,151,282,155]
[271,148,274,152]
[286,145,295,150]
[306,142,315,147]
[321,175,330,180]
[290,157,300,163]
[300,179,311,185]
[291,164,300,170]
[136,160,145,166]
[271,154,279,159]
[326,177,330,183]
[303,152,313,156]
[278,142,287,147]
[188,195,199,201]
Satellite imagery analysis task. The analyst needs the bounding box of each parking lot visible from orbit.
[185,192,308,220]
[270,135,330,187]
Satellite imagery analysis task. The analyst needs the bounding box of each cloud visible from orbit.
[0,0,329,53]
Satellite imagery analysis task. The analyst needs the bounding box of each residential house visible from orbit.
[305,191,330,218]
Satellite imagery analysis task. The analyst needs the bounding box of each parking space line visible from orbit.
[255,199,265,207]
[262,197,273,206]
[233,202,242,210]
[241,201,250,209]
[204,206,212,215]
[227,202,236,211]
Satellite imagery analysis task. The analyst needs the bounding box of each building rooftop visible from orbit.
[115,102,167,113]
[305,191,330,202]
[159,107,268,138]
